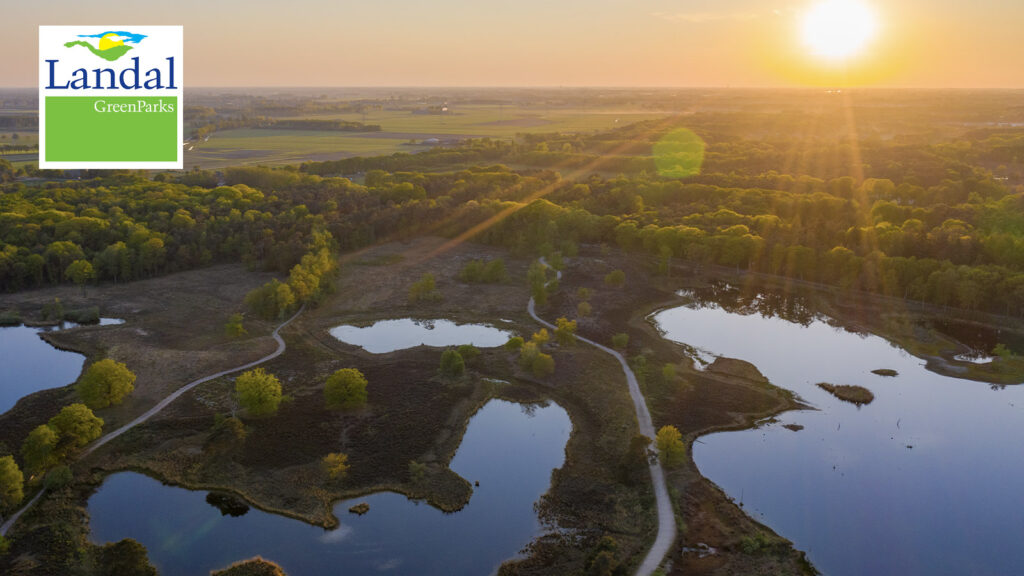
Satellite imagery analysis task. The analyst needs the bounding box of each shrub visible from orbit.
[0,455,24,509]
[225,313,247,338]
[504,336,525,351]
[611,333,629,349]
[519,342,555,377]
[43,464,72,490]
[459,259,505,283]
[440,349,465,377]
[577,301,592,318]
[531,328,550,345]
[21,424,59,475]
[655,425,685,467]
[245,280,296,320]
[604,269,626,287]
[409,460,427,483]
[324,368,369,409]
[456,344,480,361]
[554,317,577,345]
[94,538,157,576]
[323,452,350,480]
[0,310,21,326]
[409,273,441,303]
[662,363,677,383]
[482,259,507,282]
[63,306,100,324]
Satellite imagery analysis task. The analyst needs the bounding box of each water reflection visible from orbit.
[330,319,514,353]
[0,318,124,414]
[88,399,571,576]
[653,302,1024,576]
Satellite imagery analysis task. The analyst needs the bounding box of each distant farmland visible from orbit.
[186,105,662,169]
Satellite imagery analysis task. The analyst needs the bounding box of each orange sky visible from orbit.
[4,0,1023,87]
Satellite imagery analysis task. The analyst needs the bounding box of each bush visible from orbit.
[49,403,103,456]
[323,452,350,480]
[409,273,441,303]
[0,455,24,509]
[324,368,368,409]
[225,313,247,338]
[519,342,555,377]
[504,336,525,351]
[604,269,626,287]
[611,333,629,349]
[235,368,283,416]
[94,539,157,576]
[43,464,72,490]
[554,317,577,345]
[662,363,677,383]
[655,425,685,467]
[531,328,550,345]
[439,349,465,377]
[0,310,21,326]
[21,424,59,475]
[63,306,100,324]
[77,359,136,409]
[459,258,507,283]
[245,279,296,320]
[482,259,507,282]
[409,460,427,483]
[42,298,64,321]
[577,301,592,318]
[456,344,480,361]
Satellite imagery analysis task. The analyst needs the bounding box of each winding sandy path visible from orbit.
[0,306,304,537]
[530,259,675,576]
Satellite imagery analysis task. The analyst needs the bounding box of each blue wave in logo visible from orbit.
[77,31,147,44]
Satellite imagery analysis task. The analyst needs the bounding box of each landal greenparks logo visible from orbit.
[64,31,148,62]
[39,26,183,169]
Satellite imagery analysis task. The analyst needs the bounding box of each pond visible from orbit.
[0,319,123,415]
[88,399,572,576]
[652,300,1024,576]
[329,319,515,353]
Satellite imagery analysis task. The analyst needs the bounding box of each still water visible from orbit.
[0,319,123,414]
[330,319,514,353]
[653,298,1024,576]
[89,399,571,576]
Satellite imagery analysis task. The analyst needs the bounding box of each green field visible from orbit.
[186,105,663,170]
[0,131,37,147]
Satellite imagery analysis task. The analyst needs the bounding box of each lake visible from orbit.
[653,297,1024,576]
[88,399,572,576]
[0,319,122,415]
[329,318,514,353]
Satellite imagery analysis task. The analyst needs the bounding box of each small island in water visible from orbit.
[816,383,875,406]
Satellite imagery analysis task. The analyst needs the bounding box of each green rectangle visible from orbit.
[45,96,177,162]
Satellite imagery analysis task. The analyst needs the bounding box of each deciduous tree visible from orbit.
[235,368,283,416]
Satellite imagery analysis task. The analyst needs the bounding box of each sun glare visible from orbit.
[801,0,877,61]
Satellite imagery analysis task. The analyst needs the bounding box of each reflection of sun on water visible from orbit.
[801,0,877,61]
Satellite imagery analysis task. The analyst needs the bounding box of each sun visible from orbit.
[801,0,878,61]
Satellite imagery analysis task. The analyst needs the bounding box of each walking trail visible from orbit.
[0,306,304,537]
[531,259,675,576]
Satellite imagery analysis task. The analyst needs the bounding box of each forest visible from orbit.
[2,91,1024,317]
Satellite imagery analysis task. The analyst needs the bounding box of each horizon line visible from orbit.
[4,85,1024,91]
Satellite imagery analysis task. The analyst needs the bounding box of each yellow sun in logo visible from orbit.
[97,33,124,51]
